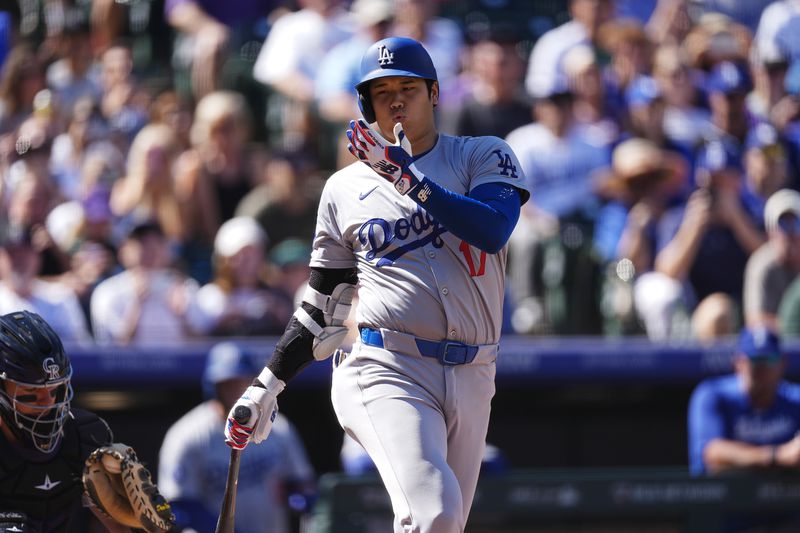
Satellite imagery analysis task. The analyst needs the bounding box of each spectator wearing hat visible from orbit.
[744,189,800,328]
[741,122,791,217]
[90,220,199,345]
[636,139,765,340]
[593,138,687,334]
[159,341,315,533]
[186,216,292,337]
[269,238,312,308]
[0,224,91,343]
[704,60,754,148]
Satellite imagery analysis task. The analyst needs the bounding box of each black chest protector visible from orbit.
[0,408,112,532]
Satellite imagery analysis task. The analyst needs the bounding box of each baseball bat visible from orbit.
[215,405,251,533]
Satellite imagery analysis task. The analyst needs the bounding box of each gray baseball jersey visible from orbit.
[310,133,528,345]
[318,133,528,532]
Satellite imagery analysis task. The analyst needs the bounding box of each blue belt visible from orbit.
[359,327,479,366]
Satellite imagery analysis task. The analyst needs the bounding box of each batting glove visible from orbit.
[347,120,424,195]
[224,368,285,450]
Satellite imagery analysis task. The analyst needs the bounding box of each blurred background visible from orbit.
[2,0,800,531]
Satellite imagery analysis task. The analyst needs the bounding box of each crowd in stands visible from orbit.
[1,0,800,345]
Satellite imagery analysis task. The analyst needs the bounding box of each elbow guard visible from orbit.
[292,282,356,360]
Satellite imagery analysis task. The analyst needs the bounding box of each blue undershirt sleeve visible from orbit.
[410,178,522,254]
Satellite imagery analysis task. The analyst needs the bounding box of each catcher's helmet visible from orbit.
[355,36,438,123]
[0,311,73,454]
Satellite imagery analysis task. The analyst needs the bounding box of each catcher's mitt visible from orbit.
[82,443,175,533]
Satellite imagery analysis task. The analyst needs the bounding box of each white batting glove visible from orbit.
[347,120,424,195]
[224,368,285,450]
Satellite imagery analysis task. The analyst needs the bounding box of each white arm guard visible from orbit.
[293,282,356,360]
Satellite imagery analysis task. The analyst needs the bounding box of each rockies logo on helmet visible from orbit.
[42,357,60,380]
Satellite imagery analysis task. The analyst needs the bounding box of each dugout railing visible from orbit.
[311,468,800,533]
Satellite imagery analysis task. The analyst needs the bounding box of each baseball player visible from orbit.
[225,36,530,532]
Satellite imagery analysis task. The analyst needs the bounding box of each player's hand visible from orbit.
[224,370,285,450]
[347,120,423,195]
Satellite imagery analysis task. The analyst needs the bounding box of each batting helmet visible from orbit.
[0,311,73,454]
[355,37,438,123]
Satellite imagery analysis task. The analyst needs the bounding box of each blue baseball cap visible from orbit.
[737,326,781,361]
[625,75,662,107]
[202,342,258,398]
[706,61,751,95]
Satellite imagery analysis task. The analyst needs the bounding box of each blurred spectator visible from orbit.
[747,44,794,129]
[44,20,100,129]
[441,37,530,139]
[563,44,620,147]
[48,96,114,201]
[742,122,790,214]
[174,91,268,281]
[166,0,278,100]
[0,42,46,134]
[651,44,710,154]
[390,0,464,108]
[525,0,615,99]
[644,0,693,46]
[0,224,91,343]
[689,325,800,529]
[5,169,70,276]
[705,60,754,148]
[186,216,292,337]
[268,237,312,307]
[314,0,395,167]
[694,0,774,33]
[98,42,149,144]
[744,189,800,327]
[596,18,653,104]
[681,12,751,73]
[691,292,739,342]
[593,138,686,334]
[159,341,315,533]
[235,150,322,252]
[110,122,185,244]
[315,0,395,125]
[754,0,800,67]
[505,86,611,334]
[149,89,194,152]
[638,140,765,340]
[253,0,352,152]
[90,220,199,345]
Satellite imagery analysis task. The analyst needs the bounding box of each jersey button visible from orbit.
[449,330,457,338]
[428,251,436,258]
[441,287,448,295]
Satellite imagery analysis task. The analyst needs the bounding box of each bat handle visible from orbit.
[233,405,251,425]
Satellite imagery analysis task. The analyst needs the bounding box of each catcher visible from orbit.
[0,311,175,533]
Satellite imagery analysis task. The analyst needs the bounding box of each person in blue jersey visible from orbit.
[689,325,800,476]
[688,324,800,530]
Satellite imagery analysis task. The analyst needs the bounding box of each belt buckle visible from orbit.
[438,341,470,365]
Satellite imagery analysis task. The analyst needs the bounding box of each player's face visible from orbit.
[735,355,785,403]
[3,381,60,416]
[369,76,438,150]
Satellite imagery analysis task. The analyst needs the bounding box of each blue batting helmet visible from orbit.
[355,37,438,123]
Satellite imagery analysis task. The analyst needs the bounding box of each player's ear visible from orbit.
[431,81,439,107]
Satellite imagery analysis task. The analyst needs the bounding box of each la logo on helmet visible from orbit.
[42,357,60,380]
[378,45,394,66]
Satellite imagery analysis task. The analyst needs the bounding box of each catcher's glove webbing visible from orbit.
[82,443,175,533]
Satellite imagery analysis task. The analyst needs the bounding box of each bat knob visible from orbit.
[233,405,251,424]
